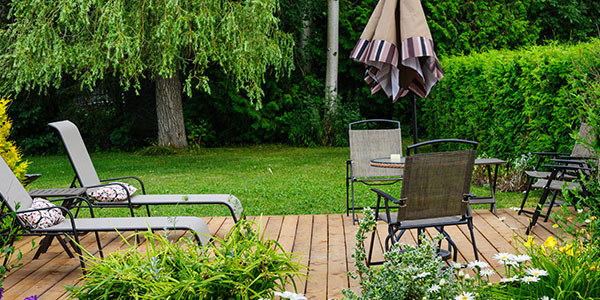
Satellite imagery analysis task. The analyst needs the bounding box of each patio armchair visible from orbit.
[49,120,243,222]
[367,139,479,265]
[519,122,596,219]
[526,158,595,234]
[0,156,211,271]
[347,119,403,224]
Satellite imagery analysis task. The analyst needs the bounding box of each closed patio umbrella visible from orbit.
[350,0,443,143]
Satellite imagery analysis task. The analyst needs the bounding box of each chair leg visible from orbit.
[467,219,479,261]
[519,176,534,215]
[544,191,560,222]
[367,225,377,266]
[95,232,104,259]
[351,180,357,224]
[146,204,152,217]
[527,187,552,235]
[346,177,350,217]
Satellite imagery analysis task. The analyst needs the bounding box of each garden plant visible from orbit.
[66,218,306,299]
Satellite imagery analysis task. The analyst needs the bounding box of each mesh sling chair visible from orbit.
[49,120,243,223]
[367,139,479,265]
[0,156,211,271]
[347,119,403,224]
[525,158,595,234]
[519,122,596,220]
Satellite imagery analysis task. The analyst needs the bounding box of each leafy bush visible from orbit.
[66,219,306,299]
[422,40,600,159]
[478,235,600,299]
[342,209,462,299]
[0,96,29,182]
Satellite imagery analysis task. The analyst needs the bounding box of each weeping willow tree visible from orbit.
[0,0,294,148]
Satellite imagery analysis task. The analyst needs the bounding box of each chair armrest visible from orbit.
[544,164,595,173]
[532,151,569,156]
[550,158,589,166]
[371,188,403,205]
[101,176,146,194]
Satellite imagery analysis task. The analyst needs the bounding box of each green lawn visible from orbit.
[24,145,534,219]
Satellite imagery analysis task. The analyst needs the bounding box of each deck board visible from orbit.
[4,208,561,299]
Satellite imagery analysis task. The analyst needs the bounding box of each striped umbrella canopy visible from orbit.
[350,0,443,102]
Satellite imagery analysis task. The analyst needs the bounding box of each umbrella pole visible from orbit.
[412,93,419,153]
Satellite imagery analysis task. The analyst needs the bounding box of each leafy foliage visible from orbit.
[0,0,294,107]
[66,219,306,299]
[422,41,600,159]
[0,96,28,182]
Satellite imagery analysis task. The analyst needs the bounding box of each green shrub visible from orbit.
[422,40,600,159]
[0,96,29,182]
[66,219,306,299]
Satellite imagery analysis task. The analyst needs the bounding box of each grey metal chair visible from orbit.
[347,119,403,224]
[367,139,479,265]
[526,158,595,234]
[0,156,211,271]
[49,120,243,222]
[519,122,596,220]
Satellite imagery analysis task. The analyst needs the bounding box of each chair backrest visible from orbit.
[49,120,102,187]
[399,140,476,221]
[571,122,596,158]
[349,119,403,178]
[0,155,34,213]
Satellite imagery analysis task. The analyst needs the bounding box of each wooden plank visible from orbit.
[278,215,298,253]
[457,223,502,282]
[263,215,283,241]
[305,214,328,299]
[327,214,349,299]
[474,210,520,251]
[289,215,312,294]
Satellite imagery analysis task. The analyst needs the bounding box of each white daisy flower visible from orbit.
[539,296,555,300]
[467,260,490,269]
[464,274,471,280]
[450,261,463,270]
[510,207,520,211]
[500,276,518,283]
[585,219,592,224]
[522,276,540,283]
[427,284,441,293]
[274,291,307,300]
[525,268,549,277]
[457,270,465,278]
[439,278,447,286]
[493,252,512,263]
[454,292,475,300]
[578,209,584,214]
[480,268,495,276]
[498,217,506,222]
[512,254,531,263]
[412,271,431,279]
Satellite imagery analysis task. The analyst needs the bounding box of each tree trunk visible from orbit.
[155,72,188,148]
[325,0,339,112]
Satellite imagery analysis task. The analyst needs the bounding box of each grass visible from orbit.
[24,145,536,219]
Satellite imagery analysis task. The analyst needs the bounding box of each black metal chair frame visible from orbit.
[526,159,594,234]
[366,139,479,266]
[346,119,403,224]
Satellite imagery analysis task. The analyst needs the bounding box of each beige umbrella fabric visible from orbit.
[350,0,443,101]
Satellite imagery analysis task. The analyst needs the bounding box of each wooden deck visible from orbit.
[4,208,559,300]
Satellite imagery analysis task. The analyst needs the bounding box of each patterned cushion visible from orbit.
[18,198,65,229]
[87,182,137,202]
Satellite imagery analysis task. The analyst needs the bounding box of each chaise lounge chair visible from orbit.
[0,156,211,270]
[49,120,243,222]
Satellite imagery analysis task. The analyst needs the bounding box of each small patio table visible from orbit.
[370,157,506,216]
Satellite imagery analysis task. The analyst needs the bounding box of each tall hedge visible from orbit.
[422,41,600,159]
